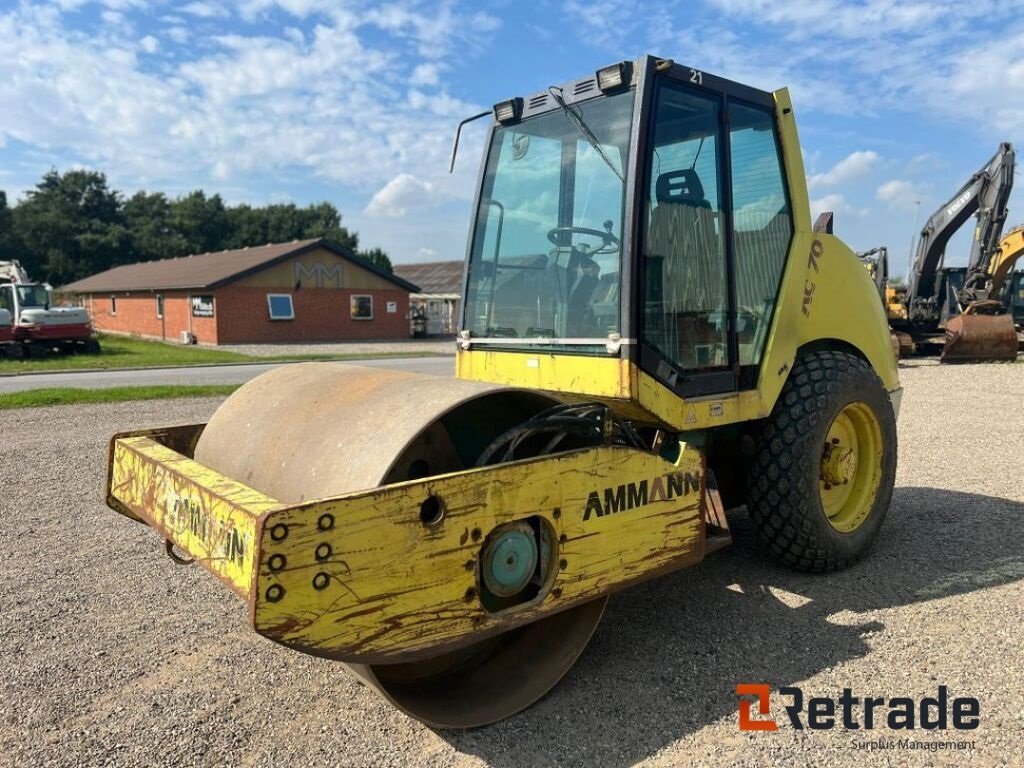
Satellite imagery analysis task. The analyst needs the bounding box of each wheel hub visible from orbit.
[818,401,884,533]
[481,523,538,598]
[820,440,856,487]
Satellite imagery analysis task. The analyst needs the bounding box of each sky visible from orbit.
[2,0,1024,276]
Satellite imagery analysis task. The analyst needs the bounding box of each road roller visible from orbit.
[105,56,901,728]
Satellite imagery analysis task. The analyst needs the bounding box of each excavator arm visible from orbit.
[908,142,1014,321]
[916,143,1019,361]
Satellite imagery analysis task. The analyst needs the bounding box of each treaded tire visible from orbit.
[746,350,897,572]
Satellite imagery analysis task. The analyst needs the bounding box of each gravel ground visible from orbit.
[218,339,454,357]
[1,361,1022,767]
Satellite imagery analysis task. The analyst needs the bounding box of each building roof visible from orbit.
[62,239,419,294]
[393,260,464,296]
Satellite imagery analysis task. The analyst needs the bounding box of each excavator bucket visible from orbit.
[941,311,1019,362]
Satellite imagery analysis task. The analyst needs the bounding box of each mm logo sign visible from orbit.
[582,470,700,521]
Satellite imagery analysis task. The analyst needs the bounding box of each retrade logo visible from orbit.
[736,684,980,732]
[736,684,778,731]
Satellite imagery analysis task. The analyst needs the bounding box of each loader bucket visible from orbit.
[941,312,1019,362]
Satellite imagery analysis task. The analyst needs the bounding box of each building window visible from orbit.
[191,295,214,317]
[350,295,373,320]
[156,295,164,319]
[110,296,117,316]
[267,293,295,320]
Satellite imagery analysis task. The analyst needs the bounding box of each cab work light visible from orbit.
[596,61,631,92]
[493,97,523,124]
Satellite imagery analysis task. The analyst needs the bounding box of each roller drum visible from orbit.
[194,363,607,727]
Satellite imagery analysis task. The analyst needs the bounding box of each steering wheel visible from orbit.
[547,226,620,255]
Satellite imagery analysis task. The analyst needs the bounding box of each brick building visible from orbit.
[63,239,419,345]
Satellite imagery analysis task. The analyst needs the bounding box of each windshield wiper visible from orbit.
[548,86,624,182]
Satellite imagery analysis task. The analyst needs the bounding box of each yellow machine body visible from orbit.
[456,88,900,428]
[103,56,899,728]
[991,225,1024,296]
[108,423,704,664]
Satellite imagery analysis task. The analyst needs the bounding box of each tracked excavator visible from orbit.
[104,56,900,728]
[893,142,1018,361]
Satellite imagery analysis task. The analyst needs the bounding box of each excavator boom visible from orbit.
[898,142,1018,361]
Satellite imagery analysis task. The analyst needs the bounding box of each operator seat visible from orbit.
[646,169,726,368]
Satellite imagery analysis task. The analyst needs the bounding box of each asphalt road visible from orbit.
[1,361,1021,767]
[0,355,454,392]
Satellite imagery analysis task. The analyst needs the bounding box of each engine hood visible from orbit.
[19,306,90,326]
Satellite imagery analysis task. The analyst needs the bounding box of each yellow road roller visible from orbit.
[105,56,901,728]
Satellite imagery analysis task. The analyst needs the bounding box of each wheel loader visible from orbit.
[104,56,900,728]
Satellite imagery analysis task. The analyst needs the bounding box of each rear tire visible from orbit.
[6,343,27,360]
[745,350,897,572]
[84,338,101,354]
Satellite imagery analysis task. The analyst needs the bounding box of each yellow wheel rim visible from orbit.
[818,401,884,533]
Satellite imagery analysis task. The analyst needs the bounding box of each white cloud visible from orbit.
[0,1,492,202]
[563,0,1024,132]
[810,193,846,221]
[181,2,229,19]
[876,180,922,210]
[365,174,436,217]
[166,26,188,44]
[808,150,879,189]
[410,62,440,86]
[415,247,439,261]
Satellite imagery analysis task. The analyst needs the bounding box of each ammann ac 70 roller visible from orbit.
[105,56,901,728]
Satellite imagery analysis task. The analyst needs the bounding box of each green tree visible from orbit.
[12,169,130,284]
[300,201,360,253]
[6,169,376,283]
[223,200,361,253]
[170,190,232,254]
[225,204,267,249]
[357,247,392,273]
[123,191,188,262]
[0,191,21,262]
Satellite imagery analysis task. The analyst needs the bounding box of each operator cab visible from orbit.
[461,55,794,397]
[0,283,51,318]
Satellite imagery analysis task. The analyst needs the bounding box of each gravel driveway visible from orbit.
[1,361,1021,767]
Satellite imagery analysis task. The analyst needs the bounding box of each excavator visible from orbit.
[890,142,1018,361]
[1011,269,1024,341]
[102,56,900,728]
[0,259,99,358]
[856,246,912,357]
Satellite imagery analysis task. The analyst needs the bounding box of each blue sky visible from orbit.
[1,0,1023,275]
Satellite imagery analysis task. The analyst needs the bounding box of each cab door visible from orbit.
[637,69,793,397]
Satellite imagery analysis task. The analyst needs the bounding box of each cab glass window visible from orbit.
[729,102,791,366]
[463,90,634,351]
[641,82,728,373]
